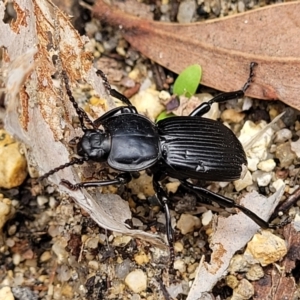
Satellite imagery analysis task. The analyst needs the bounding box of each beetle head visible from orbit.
[78,129,110,162]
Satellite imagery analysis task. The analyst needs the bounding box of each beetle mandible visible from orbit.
[41,63,279,257]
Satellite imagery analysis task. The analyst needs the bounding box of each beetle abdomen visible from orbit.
[102,114,161,171]
[158,117,247,181]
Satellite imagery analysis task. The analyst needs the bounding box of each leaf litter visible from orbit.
[1,0,300,299]
[93,0,300,110]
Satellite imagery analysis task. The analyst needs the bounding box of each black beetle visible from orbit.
[41,63,279,259]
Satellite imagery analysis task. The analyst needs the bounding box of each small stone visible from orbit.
[176,213,201,234]
[37,195,49,206]
[61,284,73,298]
[11,287,37,300]
[158,90,171,104]
[115,259,131,279]
[281,107,297,127]
[237,0,245,12]
[201,210,213,226]
[291,138,300,158]
[252,171,272,187]
[272,179,285,192]
[234,170,253,192]
[128,172,155,197]
[165,181,180,193]
[275,142,295,168]
[88,260,99,270]
[12,253,22,265]
[40,251,52,262]
[187,262,198,274]
[174,241,184,252]
[274,128,292,143]
[167,283,184,299]
[245,230,287,266]
[177,0,196,23]
[134,251,149,265]
[228,254,249,274]
[52,238,68,262]
[247,157,259,172]
[132,217,143,227]
[246,264,264,281]
[221,109,245,124]
[0,286,14,300]
[257,159,276,172]
[239,120,273,161]
[174,259,186,273]
[86,237,99,249]
[232,278,254,300]
[125,270,147,293]
[130,89,165,122]
[226,274,239,289]
[0,129,27,189]
[112,235,132,247]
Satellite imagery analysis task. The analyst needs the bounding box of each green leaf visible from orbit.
[156,111,175,122]
[173,64,202,97]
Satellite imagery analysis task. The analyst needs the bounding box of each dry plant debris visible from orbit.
[0,0,300,299]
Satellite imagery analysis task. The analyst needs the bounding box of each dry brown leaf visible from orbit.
[282,223,300,273]
[93,1,300,110]
[1,0,165,247]
[252,265,296,300]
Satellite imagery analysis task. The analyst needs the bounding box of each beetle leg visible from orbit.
[189,62,257,117]
[152,175,175,266]
[181,180,278,229]
[40,156,88,181]
[93,106,138,128]
[96,70,133,107]
[60,172,132,190]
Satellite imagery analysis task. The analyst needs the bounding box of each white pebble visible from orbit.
[239,120,273,160]
[247,157,259,172]
[257,159,276,172]
[125,270,147,293]
[177,0,196,23]
[274,128,292,143]
[37,195,49,206]
[291,139,300,158]
[201,210,213,226]
[13,253,21,265]
[253,171,272,187]
[174,259,186,273]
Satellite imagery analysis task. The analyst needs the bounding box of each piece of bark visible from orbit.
[1,0,165,248]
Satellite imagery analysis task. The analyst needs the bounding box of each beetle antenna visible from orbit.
[61,71,96,131]
[242,62,258,92]
[39,156,88,181]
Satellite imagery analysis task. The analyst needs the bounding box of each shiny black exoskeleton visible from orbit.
[41,63,278,260]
